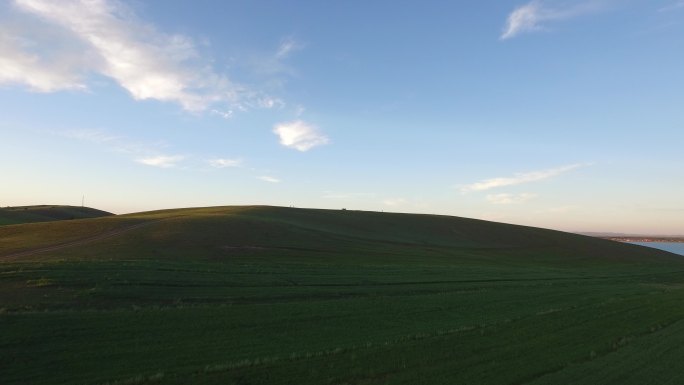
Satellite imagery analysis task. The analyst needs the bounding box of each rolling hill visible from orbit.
[0,205,113,226]
[1,206,684,385]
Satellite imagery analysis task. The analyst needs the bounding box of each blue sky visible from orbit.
[1,0,683,234]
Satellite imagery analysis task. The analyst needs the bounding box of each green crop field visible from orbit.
[0,205,113,226]
[1,206,684,385]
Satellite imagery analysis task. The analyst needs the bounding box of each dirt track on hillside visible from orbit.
[0,219,162,260]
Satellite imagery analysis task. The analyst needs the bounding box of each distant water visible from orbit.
[629,242,684,256]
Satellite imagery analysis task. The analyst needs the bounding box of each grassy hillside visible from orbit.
[1,206,684,384]
[0,205,112,226]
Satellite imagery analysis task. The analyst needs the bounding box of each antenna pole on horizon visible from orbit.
[82,195,84,207]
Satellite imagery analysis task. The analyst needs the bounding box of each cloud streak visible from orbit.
[61,128,158,156]
[276,37,304,59]
[6,0,275,113]
[660,1,684,12]
[501,1,604,40]
[61,128,188,169]
[461,164,585,192]
[257,176,280,183]
[273,120,329,151]
[208,158,242,168]
[383,198,408,207]
[61,128,119,144]
[136,155,185,168]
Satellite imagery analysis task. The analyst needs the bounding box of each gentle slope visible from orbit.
[0,205,113,226]
[1,206,684,385]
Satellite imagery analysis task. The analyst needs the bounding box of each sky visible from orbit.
[1,0,683,235]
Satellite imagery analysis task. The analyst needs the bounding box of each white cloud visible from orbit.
[6,0,273,113]
[501,1,545,40]
[501,1,604,40]
[0,31,87,92]
[208,158,242,168]
[273,120,329,151]
[136,155,185,168]
[257,175,280,183]
[461,164,585,193]
[486,193,537,205]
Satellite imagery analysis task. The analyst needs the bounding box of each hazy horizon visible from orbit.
[2,0,682,234]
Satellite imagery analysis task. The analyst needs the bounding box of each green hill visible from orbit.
[0,205,113,226]
[1,206,684,385]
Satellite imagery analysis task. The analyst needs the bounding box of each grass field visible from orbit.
[1,206,684,384]
[0,205,112,226]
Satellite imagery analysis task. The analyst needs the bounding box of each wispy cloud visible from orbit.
[501,1,605,40]
[486,193,537,205]
[136,155,185,168]
[257,96,285,109]
[62,128,244,171]
[246,36,304,79]
[380,197,431,211]
[383,198,408,207]
[60,128,185,169]
[208,158,242,168]
[273,120,329,151]
[461,164,585,193]
[276,37,304,59]
[61,128,119,144]
[61,128,158,155]
[210,109,234,119]
[6,0,275,113]
[257,176,280,183]
[660,1,684,12]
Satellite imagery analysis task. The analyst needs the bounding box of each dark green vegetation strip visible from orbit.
[1,206,684,384]
[0,205,112,226]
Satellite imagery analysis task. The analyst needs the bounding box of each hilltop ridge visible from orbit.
[0,205,113,226]
[1,205,679,264]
